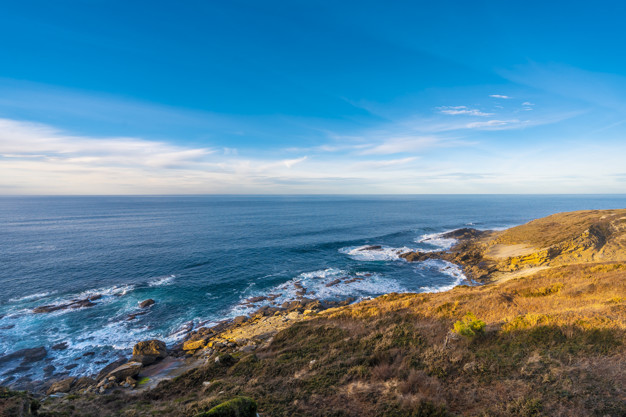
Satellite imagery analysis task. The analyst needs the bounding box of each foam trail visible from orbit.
[339,245,414,261]
[415,230,458,251]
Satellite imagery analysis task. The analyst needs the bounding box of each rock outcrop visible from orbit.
[131,339,167,365]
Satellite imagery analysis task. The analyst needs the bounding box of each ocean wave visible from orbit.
[414,259,467,293]
[148,275,176,287]
[339,245,414,261]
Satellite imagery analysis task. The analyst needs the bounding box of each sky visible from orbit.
[1,0,625,194]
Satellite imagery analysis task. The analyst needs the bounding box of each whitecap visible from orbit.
[148,275,175,287]
[339,245,414,261]
[415,230,458,251]
[8,291,57,303]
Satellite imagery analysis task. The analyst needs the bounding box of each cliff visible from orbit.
[3,209,625,417]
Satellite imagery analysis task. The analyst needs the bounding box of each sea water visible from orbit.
[1,195,625,387]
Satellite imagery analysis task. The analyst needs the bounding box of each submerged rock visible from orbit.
[32,298,96,314]
[51,342,68,351]
[358,245,382,251]
[139,299,155,308]
[0,347,47,366]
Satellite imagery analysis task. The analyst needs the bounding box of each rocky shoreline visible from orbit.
[3,228,481,398]
[5,294,364,398]
[2,208,625,416]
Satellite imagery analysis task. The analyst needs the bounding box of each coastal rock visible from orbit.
[72,377,95,391]
[106,361,143,381]
[33,298,96,314]
[51,342,68,351]
[139,299,155,308]
[183,339,206,351]
[0,347,47,365]
[132,340,167,358]
[47,377,75,395]
[441,228,484,240]
[359,245,382,251]
[96,358,127,381]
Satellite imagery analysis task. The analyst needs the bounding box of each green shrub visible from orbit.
[195,396,257,417]
[453,312,486,338]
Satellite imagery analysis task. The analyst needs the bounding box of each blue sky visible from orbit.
[1,1,625,194]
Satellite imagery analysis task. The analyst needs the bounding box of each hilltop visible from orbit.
[3,209,625,416]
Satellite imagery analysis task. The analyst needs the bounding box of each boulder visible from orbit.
[139,299,155,308]
[96,358,128,381]
[47,377,75,395]
[132,340,167,358]
[106,362,143,381]
[132,339,167,365]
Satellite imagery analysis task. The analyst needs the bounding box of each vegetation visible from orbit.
[194,397,257,417]
[452,313,485,338]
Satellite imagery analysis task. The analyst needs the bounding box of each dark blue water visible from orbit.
[1,195,625,386]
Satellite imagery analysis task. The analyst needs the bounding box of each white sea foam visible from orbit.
[8,291,57,303]
[228,268,406,318]
[415,230,458,251]
[148,274,175,287]
[339,245,414,261]
[22,284,136,316]
[415,259,467,293]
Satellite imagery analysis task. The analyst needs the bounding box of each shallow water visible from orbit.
[1,194,625,386]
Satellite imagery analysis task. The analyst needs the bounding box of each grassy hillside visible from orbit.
[5,209,626,417]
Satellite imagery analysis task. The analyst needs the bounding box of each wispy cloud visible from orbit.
[358,136,443,155]
[438,106,493,116]
[489,94,512,99]
[466,119,523,129]
[0,118,216,169]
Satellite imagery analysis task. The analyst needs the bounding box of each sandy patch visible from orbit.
[485,244,538,259]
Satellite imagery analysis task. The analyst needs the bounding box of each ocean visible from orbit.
[1,194,626,388]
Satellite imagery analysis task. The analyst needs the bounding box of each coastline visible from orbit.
[2,208,626,416]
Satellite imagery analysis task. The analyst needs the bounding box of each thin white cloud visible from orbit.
[438,106,493,116]
[522,102,535,106]
[466,119,522,129]
[489,94,512,99]
[358,136,442,155]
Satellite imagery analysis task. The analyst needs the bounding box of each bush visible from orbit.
[453,312,486,338]
[195,396,257,417]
